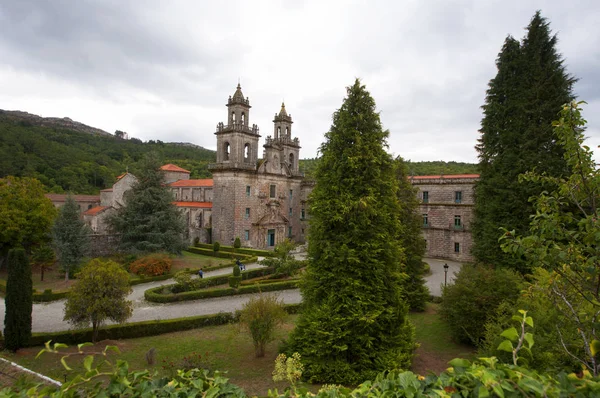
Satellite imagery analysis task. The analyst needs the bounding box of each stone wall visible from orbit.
[411,175,478,262]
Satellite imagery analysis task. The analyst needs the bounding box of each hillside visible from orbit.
[0,112,216,194]
[0,110,477,194]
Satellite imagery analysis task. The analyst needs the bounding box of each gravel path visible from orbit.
[0,256,459,333]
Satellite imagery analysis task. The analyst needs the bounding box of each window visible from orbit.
[246,186,251,196]
[244,230,250,241]
[422,191,429,203]
[422,214,428,226]
[289,153,294,169]
[454,215,462,227]
[270,184,276,198]
[301,208,305,219]
[288,227,292,238]
[88,204,93,210]
[455,191,462,204]
[454,242,460,253]
[244,143,250,160]
[224,142,230,161]
[232,112,236,123]
[289,208,293,217]
[245,208,250,219]
[289,189,293,201]
[241,112,246,125]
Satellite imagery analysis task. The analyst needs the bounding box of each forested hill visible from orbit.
[0,111,478,194]
[298,158,478,178]
[0,112,216,194]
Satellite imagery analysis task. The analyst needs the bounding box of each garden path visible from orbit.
[0,256,459,333]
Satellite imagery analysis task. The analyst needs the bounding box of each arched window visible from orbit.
[285,127,289,137]
[224,142,230,160]
[232,112,236,124]
[241,112,246,125]
[277,126,281,137]
[244,143,250,160]
[289,153,294,169]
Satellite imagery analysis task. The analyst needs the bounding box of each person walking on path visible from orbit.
[198,269,204,278]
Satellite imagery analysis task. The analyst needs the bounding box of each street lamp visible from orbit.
[443,263,449,287]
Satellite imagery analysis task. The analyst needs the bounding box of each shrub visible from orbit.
[239,293,286,357]
[130,254,172,276]
[173,271,193,293]
[233,264,241,276]
[439,264,524,346]
[234,237,241,249]
[229,276,242,289]
[193,236,200,246]
[213,241,220,252]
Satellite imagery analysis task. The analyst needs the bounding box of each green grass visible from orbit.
[2,303,474,395]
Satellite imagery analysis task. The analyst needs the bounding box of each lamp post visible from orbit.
[443,263,449,287]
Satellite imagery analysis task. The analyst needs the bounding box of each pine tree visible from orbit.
[108,152,186,254]
[395,157,429,311]
[4,248,32,351]
[472,12,576,272]
[287,80,415,384]
[52,195,90,281]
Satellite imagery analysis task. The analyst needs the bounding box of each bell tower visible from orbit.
[262,102,301,175]
[214,84,260,167]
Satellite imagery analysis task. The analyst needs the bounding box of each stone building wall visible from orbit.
[410,174,479,262]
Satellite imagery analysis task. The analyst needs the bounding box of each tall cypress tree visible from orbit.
[52,195,90,281]
[4,248,32,351]
[108,152,186,254]
[395,156,429,311]
[472,12,576,271]
[288,80,415,384]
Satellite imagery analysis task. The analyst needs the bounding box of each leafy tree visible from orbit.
[472,12,576,272]
[395,156,429,311]
[107,152,186,254]
[30,243,56,282]
[239,293,286,357]
[4,248,33,351]
[0,177,57,265]
[52,195,90,281]
[500,101,600,375]
[259,239,302,278]
[440,264,524,346]
[287,79,415,384]
[64,258,133,342]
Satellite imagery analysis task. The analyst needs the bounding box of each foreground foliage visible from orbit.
[287,79,415,384]
[239,293,287,357]
[63,259,133,343]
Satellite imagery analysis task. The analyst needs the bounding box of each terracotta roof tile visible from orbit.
[169,179,213,187]
[172,201,212,209]
[100,188,113,192]
[160,164,191,173]
[83,206,110,216]
[411,174,480,180]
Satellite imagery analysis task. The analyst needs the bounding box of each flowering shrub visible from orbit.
[130,253,172,276]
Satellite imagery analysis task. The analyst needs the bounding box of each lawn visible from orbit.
[2,303,474,396]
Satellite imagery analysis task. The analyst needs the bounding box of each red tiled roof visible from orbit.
[83,206,110,216]
[172,201,212,209]
[45,194,101,202]
[411,174,480,180]
[161,164,191,173]
[100,188,113,192]
[116,173,127,181]
[169,179,213,187]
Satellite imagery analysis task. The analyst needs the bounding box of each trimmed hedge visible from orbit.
[33,289,69,303]
[129,273,174,286]
[26,303,302,347]
[186,247,253,260]
[192,244,275,258]
[145,280,299,303]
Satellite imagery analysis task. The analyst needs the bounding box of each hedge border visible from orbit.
[25,303,302,347]
[185,247,255,260]
[145,279,299,303]
[192,244,275,258]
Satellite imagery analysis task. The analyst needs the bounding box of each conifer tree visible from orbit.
[395,156,429,311]
[4,248,32,351]
[288,80,415,384]
[472,12,576,271]
[52,195,90,281]
[108,152,186,254]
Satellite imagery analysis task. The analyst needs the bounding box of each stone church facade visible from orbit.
[48,84,478,261]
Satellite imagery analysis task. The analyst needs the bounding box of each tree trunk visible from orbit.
[64,268,69,282]
[92,321,98,343]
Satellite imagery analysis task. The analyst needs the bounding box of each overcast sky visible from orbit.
[0,0,598,163]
